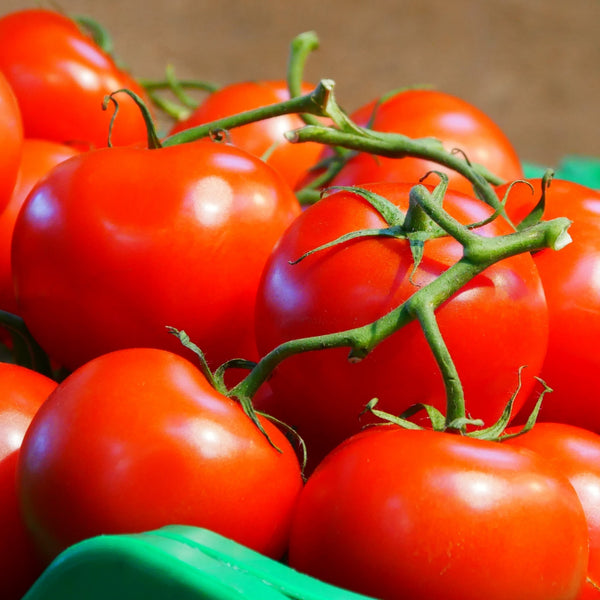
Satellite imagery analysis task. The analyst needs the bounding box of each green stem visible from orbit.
[286,31,322,128]
[161,79,337,147]
[230,207,571,416]
[285,125,512,224]
[295,153,353,205]
[414,304,465,429]
[140,78,220,96]
[143,90,191,122]
[139,70,219,122]
[103,89,162,149]
[75,15,115,57]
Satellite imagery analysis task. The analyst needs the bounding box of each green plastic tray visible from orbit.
[22,525,377,600]
[522,155,600,189]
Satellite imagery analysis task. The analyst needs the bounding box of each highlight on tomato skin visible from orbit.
[0,8,150,149]
[169,80,326,188]
[16,347,304,565]
[10,140,301,373]
[288,426,589,600]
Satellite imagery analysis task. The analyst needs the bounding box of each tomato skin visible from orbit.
[498,179,600,431]
[254,182,548,471]
[0,9,148,148]
[288,426,588,600]
[0,139,80,315]
[17,347,304,563]
[11,141,300,372]
[323,89,523,196]
[0,362,57,600]
[0,70,23,214]
[170,81,324,188]
[503,423,600,598]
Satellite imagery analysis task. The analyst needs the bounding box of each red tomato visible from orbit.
[0,139,81,315]
[11,140,300,372]
[254,182,548,471]
[288,426,588,600]
[17,347,303,563]
[503,423,600,599]
[0,9,148,148]
[0,362,57,600]
[318,89,523,196]
[169,80,324,188]
[498,179,600,431]
[0,70,23,213]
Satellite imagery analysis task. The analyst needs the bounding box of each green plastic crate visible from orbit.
[22,525,377,600]
[522,155,600,189]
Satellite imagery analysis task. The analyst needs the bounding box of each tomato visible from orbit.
[498,178,600,431]
[0,362,57,600]
[0,9,149,148]
[169,80,324,188]
[314,89,523,196]
[17,347,303,563]
[254,182,548,471]
[0,139,81,315]
[0,70,23,214]
[288,426,588,600]
[11,140,300,373]
[503,423,600,599]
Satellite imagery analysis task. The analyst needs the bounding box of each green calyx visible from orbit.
[363,370,554,442]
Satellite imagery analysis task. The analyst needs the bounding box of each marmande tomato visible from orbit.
[498,179,600,431]
[17,347,304,563]
[318,89,523,196]
[503,423,600,599]
[0,70,23,214]
[170,80,324,188]
[0,139,81,315]
[0,9,148,148]
[254,182,548,470]
[11,139,300,372]
[288,426,588,600]
[0,362,57,600]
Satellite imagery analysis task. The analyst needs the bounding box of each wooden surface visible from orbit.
[1,0,598,165]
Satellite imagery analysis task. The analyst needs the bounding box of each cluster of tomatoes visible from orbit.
[2,7,600,600]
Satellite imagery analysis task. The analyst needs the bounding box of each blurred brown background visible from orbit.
[1,0,599,165]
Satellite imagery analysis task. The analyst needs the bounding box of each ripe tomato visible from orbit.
[318,89,523,196]
[169,80,324,188]
[288,426,588,600]
[503,423,600,599]
[17,347,303,563]
[498,179,600,431]
[254,182,548,471]
[0,9,148,148]
[0,362,57,600]
[0,70,23,214]
[0,139,81,315]
[11,140,300,372]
